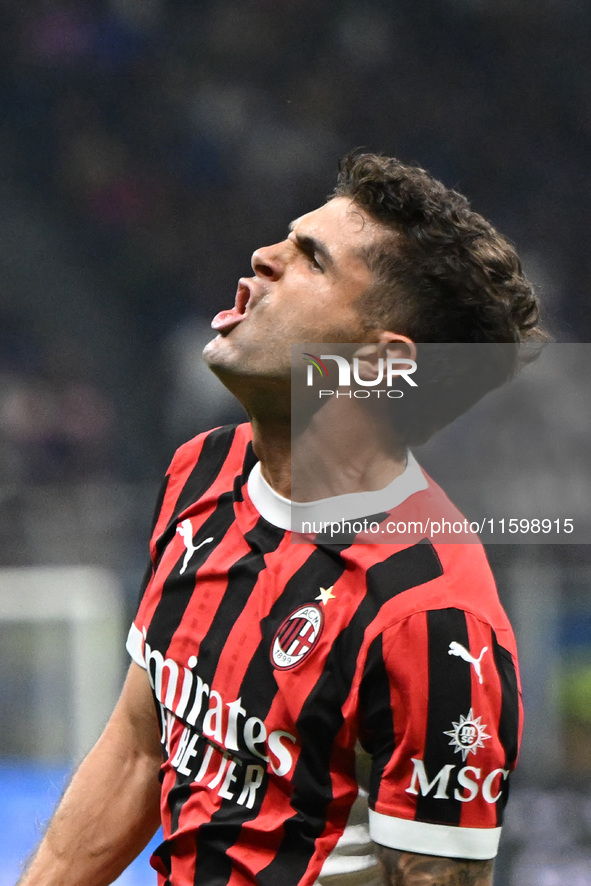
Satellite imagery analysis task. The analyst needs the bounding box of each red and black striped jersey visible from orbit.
[127,422,522,886]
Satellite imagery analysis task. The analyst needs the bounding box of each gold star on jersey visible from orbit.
[315,586,336,605]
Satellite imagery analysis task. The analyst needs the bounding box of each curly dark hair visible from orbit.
[332,152,548,444]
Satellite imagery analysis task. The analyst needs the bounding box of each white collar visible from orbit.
[247,451,428,531]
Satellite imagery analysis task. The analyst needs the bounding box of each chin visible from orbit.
[203,335,290,383]
[202,340,249,383]
[202,335,232,368]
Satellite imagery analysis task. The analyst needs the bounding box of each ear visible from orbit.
[351,334,417,383]
[376,331,417,364]
[351,343,381,382]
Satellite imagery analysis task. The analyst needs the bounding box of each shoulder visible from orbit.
[164,422,254,491]
[383,462,507,626]
[357,537,500,624]
[169,422,253,474]
[148,422,254,541]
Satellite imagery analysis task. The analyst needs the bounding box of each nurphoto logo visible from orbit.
[303,352,417,399]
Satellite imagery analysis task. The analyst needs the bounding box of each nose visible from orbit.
[251,241,285,280]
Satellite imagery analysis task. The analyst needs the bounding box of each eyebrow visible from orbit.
[288,222,335,270]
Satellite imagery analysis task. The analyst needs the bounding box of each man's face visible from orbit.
[203,197,387,382]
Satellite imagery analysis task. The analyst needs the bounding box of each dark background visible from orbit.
[1,0,589,484]
[0,2,590,884]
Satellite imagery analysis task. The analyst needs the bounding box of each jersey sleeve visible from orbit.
[358,607,522,860]
[125,472,172,670]
[124,423,249,672]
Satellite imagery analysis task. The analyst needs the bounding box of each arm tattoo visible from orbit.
[375,846,494,886]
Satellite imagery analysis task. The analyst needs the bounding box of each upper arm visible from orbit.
[100,661,162,765]
[375,846,493,886]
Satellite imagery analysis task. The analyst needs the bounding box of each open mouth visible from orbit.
[211,281,252,333]
[235,281,251,314]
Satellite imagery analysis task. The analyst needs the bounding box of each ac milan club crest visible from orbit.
[271,604,324,670]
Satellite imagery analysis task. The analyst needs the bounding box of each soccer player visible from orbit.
[19,153,545,886]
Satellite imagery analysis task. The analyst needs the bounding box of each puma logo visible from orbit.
[448,641,488,684]
[176,519,213,574]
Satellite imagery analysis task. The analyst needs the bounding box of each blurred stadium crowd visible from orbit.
[0,2,591,880]
[1,0,590,488]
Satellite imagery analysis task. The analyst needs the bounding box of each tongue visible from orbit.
[211,308,243,331]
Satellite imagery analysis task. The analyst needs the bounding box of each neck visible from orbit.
[250,417,293,498]
[251,397,407,502]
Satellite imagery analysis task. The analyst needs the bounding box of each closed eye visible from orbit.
[307,250,324,271]
[287,224,333,274]
[288,235,322,270]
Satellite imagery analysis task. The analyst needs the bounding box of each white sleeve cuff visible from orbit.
[369,809,502,860]
[126,622,146,668]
